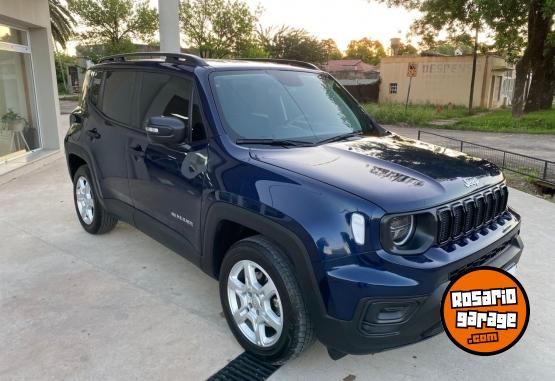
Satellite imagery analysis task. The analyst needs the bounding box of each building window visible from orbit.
[0,24,40,162]
[389,83,398,94]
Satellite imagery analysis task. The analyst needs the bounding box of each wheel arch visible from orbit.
[65,143,105,201]
[201,202,327,320]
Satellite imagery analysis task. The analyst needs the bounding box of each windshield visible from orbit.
[211,70,379,144]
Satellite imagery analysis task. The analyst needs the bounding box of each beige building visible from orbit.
[379,55,514,109]
[0,0,60,172]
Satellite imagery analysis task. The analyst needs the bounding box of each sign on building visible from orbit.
[407,62,418,77]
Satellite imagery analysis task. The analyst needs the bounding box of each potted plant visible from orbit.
[1,109,27,132]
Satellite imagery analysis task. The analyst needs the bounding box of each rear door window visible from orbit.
[139,72,192,129]
[101,70,135,125]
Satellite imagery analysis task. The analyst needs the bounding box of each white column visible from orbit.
[159,0,181,53]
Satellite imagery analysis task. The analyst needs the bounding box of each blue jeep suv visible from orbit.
[65,53,523,363]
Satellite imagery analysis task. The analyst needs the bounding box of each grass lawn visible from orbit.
[363,102,555,134]
[363,103,477,126]
[451,108,555,134]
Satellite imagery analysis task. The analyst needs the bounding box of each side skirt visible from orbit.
[104,199,202,267]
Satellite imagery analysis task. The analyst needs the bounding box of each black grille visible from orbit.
[484,192,494,222]
[463,200,476,233]
[208,352,280,381]
[500,185,509,211]
[437,208,452,244]
[436,185,509,245]
[475,196,485,227]
[451,204,464,238]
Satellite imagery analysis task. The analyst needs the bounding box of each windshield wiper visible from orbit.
[235,138,314,147]
[316,131,363,145]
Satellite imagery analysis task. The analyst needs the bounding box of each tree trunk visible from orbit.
[512,56,529,117]
[539,47,555,110]
[523,0,554,113]
[468,27,479,114]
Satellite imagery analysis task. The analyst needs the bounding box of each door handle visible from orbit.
[86,128,101,139]
[128,144,145,158]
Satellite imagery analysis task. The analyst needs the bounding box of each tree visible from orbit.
[397,42,418,55]
[517,1,555,113]
[345,38,386,64]
[421,34,491,56]
[321,38,343,60]
[377,0,554,115]
[257,26,328,66]
[180,0,260,58]
[49,0,75,49]
[67,0,158,57]
[54,52,77,93]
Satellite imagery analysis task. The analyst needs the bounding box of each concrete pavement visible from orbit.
[1,155,554,380]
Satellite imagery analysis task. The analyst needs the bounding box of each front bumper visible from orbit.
[316,212,523,355]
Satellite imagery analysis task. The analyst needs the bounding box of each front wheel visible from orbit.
[219,235,314,364]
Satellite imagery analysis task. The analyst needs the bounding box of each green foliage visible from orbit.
[321,38,343,60]
[180,0,260,58]
[363,102,472,126]
[49,0,75,48]
[257,26,328,66]
[1,109,25,123]
[54,52,77,92]
[453,109,555,134]
[397,42,418,55]
[78,40,137,63]
[67,0,158,52]
[345,38,386,64]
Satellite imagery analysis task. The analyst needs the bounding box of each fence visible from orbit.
[417,130,555,187]
[343,83,379,103]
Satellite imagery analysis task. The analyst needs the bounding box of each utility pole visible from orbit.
[468,26,479,114]
[159,0,181,53]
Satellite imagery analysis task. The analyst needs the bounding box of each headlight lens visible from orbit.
[389,215,415,246]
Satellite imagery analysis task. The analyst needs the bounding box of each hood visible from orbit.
[249,134,504,213]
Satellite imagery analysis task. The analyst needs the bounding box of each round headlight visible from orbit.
[389,215,415,246]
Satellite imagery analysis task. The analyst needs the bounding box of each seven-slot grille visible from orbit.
[436,185,509,245]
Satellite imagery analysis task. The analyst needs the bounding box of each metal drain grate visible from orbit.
[207,352,280,381]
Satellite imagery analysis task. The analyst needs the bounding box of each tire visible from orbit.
[219,235,314,364]
[73,165,118,235]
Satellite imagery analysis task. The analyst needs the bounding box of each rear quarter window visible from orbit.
[89,70,103,107]
[101,70,135,125]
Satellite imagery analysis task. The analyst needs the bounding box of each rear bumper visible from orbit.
[316,213,523,355]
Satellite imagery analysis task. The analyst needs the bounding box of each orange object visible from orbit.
[441,267,529,355]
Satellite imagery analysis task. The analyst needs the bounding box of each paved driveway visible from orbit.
[1,158,554,380]
[386,125,555,162]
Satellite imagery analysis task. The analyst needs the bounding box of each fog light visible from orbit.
[351,213,366,245]
[363,300,419,324]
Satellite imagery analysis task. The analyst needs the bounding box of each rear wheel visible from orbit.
[73,165,117,234]
[219,235,314,364]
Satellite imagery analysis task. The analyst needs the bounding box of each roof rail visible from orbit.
[98,52,208,66]
[234,58,320,70]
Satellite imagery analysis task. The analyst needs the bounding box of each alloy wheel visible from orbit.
[227,259,284,347]
[75,176,94,225]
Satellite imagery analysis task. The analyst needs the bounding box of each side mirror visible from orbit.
[145,116,188,144]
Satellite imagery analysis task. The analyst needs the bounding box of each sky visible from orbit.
[65,0,420,55]
[242,0,420,52]
[149,0,421,53]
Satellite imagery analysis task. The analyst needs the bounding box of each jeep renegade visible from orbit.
[65,53,523,363]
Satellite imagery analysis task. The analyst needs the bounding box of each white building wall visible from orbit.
[1,0,60,152]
